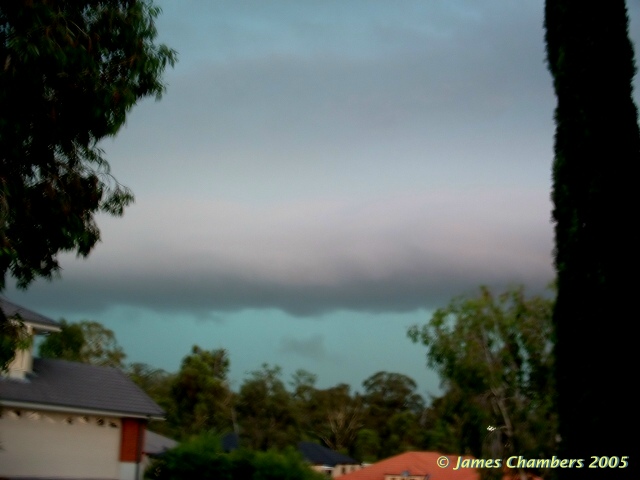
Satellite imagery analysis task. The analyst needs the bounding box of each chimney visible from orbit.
[6,322,35,380]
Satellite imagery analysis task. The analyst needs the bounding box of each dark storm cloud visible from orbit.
[8,1,612,320]
[5,188,554,317]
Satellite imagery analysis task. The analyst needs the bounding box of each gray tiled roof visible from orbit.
[0,358,164,419]
[0,297,60,330]
[297,441,358,466]
[144,430,178,456]
[221,435,359,466]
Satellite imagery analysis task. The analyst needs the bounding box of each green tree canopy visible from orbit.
[0,0,176,290]
[0,0,175,369]
[145,433,325,480]
[39,319,126,369]
[37,318,84,362]
[169,346,235,439]
[127,361,174,400]
[289,368,318,404]
[0,313,32,370]
[359,371,425,459]
[418,385,481,456]
[408,285,556,479]
[236,363,299,451]
[295,383,363,454]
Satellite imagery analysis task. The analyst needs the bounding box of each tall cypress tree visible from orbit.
[545,2,639,477]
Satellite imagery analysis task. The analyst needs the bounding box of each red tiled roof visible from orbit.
[338,452,544,480]
[339,452,480,480]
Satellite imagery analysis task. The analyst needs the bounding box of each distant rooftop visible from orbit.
[144,430,178,456]
[0,297,60,331]
[297,441,358,467]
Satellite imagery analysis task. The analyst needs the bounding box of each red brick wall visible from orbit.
[120,418,145,462]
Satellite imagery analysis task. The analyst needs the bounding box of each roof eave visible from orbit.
[30,322,62,333]
[0,399,165,421]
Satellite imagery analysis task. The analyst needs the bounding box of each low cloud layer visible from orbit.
[7,187,554,317]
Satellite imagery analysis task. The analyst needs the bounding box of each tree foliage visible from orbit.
[353,428,380,463]
[145,433,325,480]
[39,319,126,368]
[296,383,363,454]
[360,371,425,458]
[168,346,235,439]
[144,433,231,480]
[38,318,84,362]
[0,0,175,289]
[0,0,175,369]
[408,285,556,478]
[236,363,299,451]
[0,310,32,370]
[419,386,481,456]
[544,2,639,476]
[127,360,173,396]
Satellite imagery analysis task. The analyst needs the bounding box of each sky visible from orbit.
[6,1,640,399]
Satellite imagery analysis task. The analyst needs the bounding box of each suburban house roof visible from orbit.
[297,441,358,467]
[0,297,60,331]
[337,451,480,480]
[144,430,178,457]
[338,452,543,480]
[221,431,240,452]
[0,358,164,419]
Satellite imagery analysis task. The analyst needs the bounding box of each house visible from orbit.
[336,451,544,480]
[297,441,362,478]
[141,430,178,473]
[0,298,165,480]
[143,429,178,458]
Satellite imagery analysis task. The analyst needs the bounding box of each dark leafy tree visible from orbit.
[419,386,481,456]
[296,383,363,454]
[353,429,380,463]
[37,318,84,362]
[0,0,175,367]
[39,318,126,368]
[544,2,639,477]
[408,286,556,479]
[127,362,173,398]
[247,448,326,480]
[289,368,318,405]
[144,433,232,480]
[360,371,425,458]
[169,346,235,439]
[145,433,325,480]
[0,310,31,370]
[236,363,298,451]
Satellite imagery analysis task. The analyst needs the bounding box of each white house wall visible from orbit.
[0,409,121,479]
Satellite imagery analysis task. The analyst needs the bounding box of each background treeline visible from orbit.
[39,285,558,478]
[39,319,429,461]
